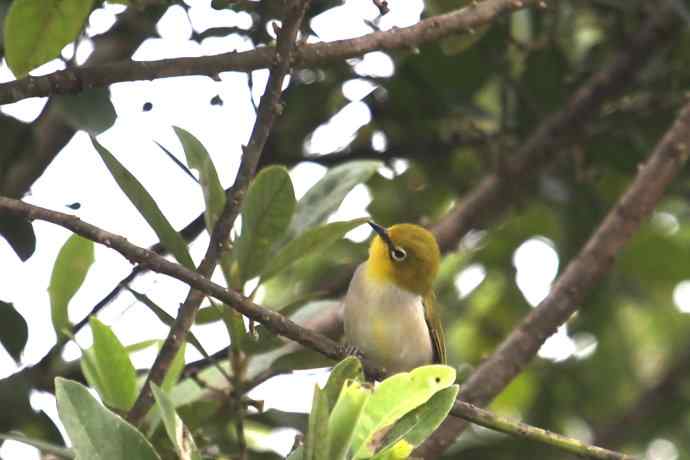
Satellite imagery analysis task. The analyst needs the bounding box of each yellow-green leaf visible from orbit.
[48,234,94,338]
[4,0,95,77]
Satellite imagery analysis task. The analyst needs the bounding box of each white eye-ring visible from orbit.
[391,247,407,262]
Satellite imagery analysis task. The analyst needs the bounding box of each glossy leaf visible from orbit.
[234,166,295,282]
[323,356,365,412]
[48,234,94,338]
[92,138,195,269]
[260,218,368,281]
[287,161,381,238]
[373,385,460,459]
[304,385,330,460]
[87,318,138,411]
[56,378,161,460]
[161,342,187,393]
[3,0,95,77]
[151,383,202,460]
[174,126,226,230]
[327,379,371,460]
[0,300,27,362]
[350,365,456,458]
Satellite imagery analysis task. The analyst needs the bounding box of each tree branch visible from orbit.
[432,4,679,253]
[0,195,636,460]
[0,0,542,106]
[418,93,690,459]
[125,0,313,425]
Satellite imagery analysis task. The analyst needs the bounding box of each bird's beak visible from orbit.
[368,221,394,250]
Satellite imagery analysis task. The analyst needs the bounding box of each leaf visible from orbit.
[260,218,368,281]
[0,300,28,362]
[54,89,117,135]
[87,318,138,411]
[372,385,460,459]
[304,385,330,460]
[3,0,95,77]
[151,383,202,460]
[327,379,371,460]
[287,161,381,238]
[174,127,226,231]
[350,365,456,459]
[92,138,195,270]
[0,215,35,261]
[55,378,162,460]
[234,166,296,283]
[127,288,207,360]
[323,356,365,412]
[161,342,187,393]
[0,432,74,459]
[48,234,94,338]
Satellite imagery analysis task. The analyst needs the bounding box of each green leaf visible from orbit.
[0,432,74,459]
[305,385,330,460]
[48,234,94,338]
[55,378,162,460]
[287,161,381,238]
[327,379,371,460]
[174,126,226,231]
[126,288,207,361]
[55,89,117,135]
[260,218,368,281]
[3,0,95,77]
[234,166,296,283]
[350,365,456,458]
[92,138,195,270]
[161,342,187,393]
[0,215,35,261]
[0,300,28,362]
[373,385,460,459]
[88,318,138,411]
[323,356,365,412]
[151,383,202,460]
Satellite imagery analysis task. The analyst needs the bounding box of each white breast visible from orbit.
[343,263,433,374]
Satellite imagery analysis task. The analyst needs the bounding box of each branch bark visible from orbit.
[0,0,541,106]
[417,95,690,458]
[125,0,312,425]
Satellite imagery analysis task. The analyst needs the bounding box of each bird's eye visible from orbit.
[391,247,407,262]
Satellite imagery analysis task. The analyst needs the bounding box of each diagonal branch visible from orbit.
[0,196,636,460]
[417,96,690,458]
[125,0,313,425]
[0,0,541,105]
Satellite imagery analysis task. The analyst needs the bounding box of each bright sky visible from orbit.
[2,1,678,458]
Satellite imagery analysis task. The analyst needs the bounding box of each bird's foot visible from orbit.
[339,343,365,360]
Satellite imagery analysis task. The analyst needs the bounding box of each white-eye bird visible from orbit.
[343,221,446,375]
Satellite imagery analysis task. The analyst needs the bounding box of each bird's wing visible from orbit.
[423,292,447,364]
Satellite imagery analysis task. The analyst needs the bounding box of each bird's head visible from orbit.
[367,221,441,295]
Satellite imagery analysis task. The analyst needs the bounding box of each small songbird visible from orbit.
[343,221,446,375]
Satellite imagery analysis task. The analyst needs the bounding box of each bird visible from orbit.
[343,221,446,375]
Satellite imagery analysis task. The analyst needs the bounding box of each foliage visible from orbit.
[1,1,690,460]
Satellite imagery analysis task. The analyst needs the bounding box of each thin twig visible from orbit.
[0,0,541,105]
[450,401,637,460]
[125,0,313,425]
